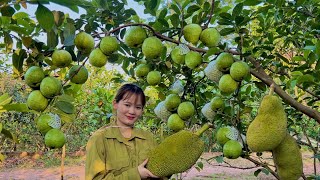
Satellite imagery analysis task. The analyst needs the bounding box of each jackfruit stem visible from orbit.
[269,83,275,95]
[194,123,211,136]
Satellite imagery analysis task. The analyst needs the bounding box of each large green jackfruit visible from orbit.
[246,94,287,152]
[273,133,303,180]
[146,124,210,177]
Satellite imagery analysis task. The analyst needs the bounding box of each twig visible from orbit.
[204,0,215,28]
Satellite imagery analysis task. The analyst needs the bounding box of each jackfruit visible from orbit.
[273,133,303,180]
[154,101,172,122]
[246,94,287,152]
[204,60,223,83]
[147,124,210,177]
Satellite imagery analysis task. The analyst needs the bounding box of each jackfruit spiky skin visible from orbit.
[273,133,303,180]
[246,95,287,152]
[147,130,204,177]
[204,60,223,83]
[154,101,172,122]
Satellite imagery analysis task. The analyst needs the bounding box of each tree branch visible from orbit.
[246,56,320,124]
[204,0,215,28]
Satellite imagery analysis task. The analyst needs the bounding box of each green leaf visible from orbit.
[4,32,13,53]
[215,155,224,163]
[254,169,262,176]
[55,100,75,114]
[232,3,243,18]
[218,18,233,25]
[292,56,305,62]
[0,123,2,133]
[170,14,180,28]
[12,49,27,76]
[0,93,12,106]
[35,4,54,32]
[196,161,204,170]
[170,4,180,14]
[297,74,314,84]
[158,8,167,19]
[1,5,15,17]
[2,103,29,112]
[1,128,18,143]
[261,168,270,175]
[220,28,235,36]
[187,5,200,14]
[243,0,263,6]
[47,30,58,48]
[315,41,320,57]
[12,12,29,19]
[49,0,80,13]
[219,12,232,20]
[304,45,315,51]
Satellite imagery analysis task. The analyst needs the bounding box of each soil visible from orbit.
[0,151,317,180]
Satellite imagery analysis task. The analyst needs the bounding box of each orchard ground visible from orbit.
[0,150,316,180]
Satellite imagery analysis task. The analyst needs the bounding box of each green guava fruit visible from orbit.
[89,48,108,68]
[147,71,161,85]
[68,65,89,84]
[171,47,185,64]
[74,32,95,55]
[27,90,48,112]
[185,51,202,69]
[230,61,250,81]
[52,50,72,68]
[216,52,234,72]
[124,26,147,48]
[177,101,195,120]
[99,36,119,55]
[142,37,164,59]
[167,114,185,132]
[40,77,62,98]
[200,28,221,47]
[164,94,181,111]
[218,74,238,95]
[183,24,202,44]
[45,129,66,149]
[223,140,242,159]
[24,66,45,88]
[135,64,150,78]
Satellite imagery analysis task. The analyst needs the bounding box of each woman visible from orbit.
[85,83,161,180]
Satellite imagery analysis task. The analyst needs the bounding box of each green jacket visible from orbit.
[85,121,159,180]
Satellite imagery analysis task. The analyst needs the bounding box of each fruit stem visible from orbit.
[269,83,275,95]
[195,123,211,136]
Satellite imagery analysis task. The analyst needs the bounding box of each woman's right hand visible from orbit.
[138,159,159,179]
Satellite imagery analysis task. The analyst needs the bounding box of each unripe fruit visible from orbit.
[200,28,221,47]
[124,26,147,48]
[24,66,45,88]
[167,114,185,132]
[89,48,108,68]
[100,36,119,55]
[183,24,202,44]
[185,51,202,69]
[147,71,161,85]
[74,32,95,55]
[142,37,164,59]
[52,50,72,68]
[68,65,89,84]
[223,140,242,159]
[177,101,195,120]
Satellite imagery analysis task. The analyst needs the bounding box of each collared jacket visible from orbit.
[85,121,160,180]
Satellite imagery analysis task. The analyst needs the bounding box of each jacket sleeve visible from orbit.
[85,133,141,180]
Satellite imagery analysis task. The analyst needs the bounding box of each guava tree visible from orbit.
[0,0,319,179]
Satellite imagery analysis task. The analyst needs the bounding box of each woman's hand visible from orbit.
[138,159,159,179]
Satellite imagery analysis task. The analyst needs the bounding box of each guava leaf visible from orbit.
[0,93,12,106]
[52,108,76,123]
[12,49,27,76]
[35,4,54,32]
[1,128,18,143]
[0,123,2,133]
[55,100,75,114]
[2,103,29,112]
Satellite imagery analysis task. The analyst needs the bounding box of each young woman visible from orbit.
[85,83,161,180]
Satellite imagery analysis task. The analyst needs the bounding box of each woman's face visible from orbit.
[113,93,144,127]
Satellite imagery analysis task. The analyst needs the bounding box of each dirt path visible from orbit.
[0,152,317,180]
